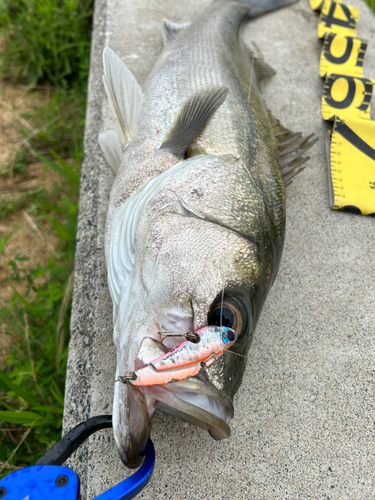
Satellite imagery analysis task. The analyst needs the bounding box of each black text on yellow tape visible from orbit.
[318,1,359,39]
[322,74,375,121]
[309,0,325,11]
[320,33,367,78]
[328,117,375,215]
[310,0,342,12]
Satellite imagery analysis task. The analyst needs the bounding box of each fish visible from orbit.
[99,0,315,468]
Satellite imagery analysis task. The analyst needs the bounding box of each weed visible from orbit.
[365,0,375,13]
[0,0,87,473]
[1,88,87,178]
[12,150,28,174]
[0,234,12,260]
[0,0,93,89]
[0,152,80,477]
[0,197,28,219]
[23,89,87,160]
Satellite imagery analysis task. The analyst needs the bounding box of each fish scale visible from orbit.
[141,5,253,160]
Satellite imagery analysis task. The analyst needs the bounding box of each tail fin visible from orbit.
[216,0,298,18]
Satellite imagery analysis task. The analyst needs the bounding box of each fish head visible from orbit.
[108,154,283,466]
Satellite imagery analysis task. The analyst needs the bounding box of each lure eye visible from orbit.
[226,329,235,342]
[208,296,246,336]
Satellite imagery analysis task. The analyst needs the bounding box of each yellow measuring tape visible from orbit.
[318,1,359,39]
[329,117,375,215]
[320,33,367,78]
[322,74,375,121]
[309,0,341,12]
[310,0,375,215]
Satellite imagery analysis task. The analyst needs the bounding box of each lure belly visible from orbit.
[123,326,237,387]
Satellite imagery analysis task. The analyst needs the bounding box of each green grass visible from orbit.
[1,88,87,178]
[0,197,28,219]
[0,0,92,479]
[0,0,93,88]
[0,153,80,475]
[365,0,375,13]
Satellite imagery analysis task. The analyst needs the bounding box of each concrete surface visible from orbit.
[64,0,375,498]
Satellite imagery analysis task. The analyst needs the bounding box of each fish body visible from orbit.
[100,0,308,467]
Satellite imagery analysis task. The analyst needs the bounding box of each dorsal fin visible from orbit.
[161,19,190,45]
[102,47,143,143]
[268,110,318,186]
[160,87,228,158]
[99,130,123,174]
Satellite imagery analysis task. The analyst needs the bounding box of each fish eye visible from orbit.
[208,296,247,336]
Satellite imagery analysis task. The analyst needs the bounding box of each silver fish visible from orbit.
[99,0,314,467]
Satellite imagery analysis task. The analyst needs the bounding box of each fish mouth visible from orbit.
[144,376,234,440]
[114,337,234,467]
[113,378,153,468]
[139,334,234,440]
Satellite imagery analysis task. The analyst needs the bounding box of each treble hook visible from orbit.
[116,373,137,384]
[158,331,200,344]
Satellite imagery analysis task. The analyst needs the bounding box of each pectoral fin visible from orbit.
[160,87,228,158]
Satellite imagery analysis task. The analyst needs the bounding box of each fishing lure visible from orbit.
[118,326,237,386]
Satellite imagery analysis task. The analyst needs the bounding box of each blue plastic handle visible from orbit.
[94,438,155,500]
[0,438,155,500]
[0,465,80,500]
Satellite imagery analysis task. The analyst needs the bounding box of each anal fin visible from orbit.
[268,110,318,187]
